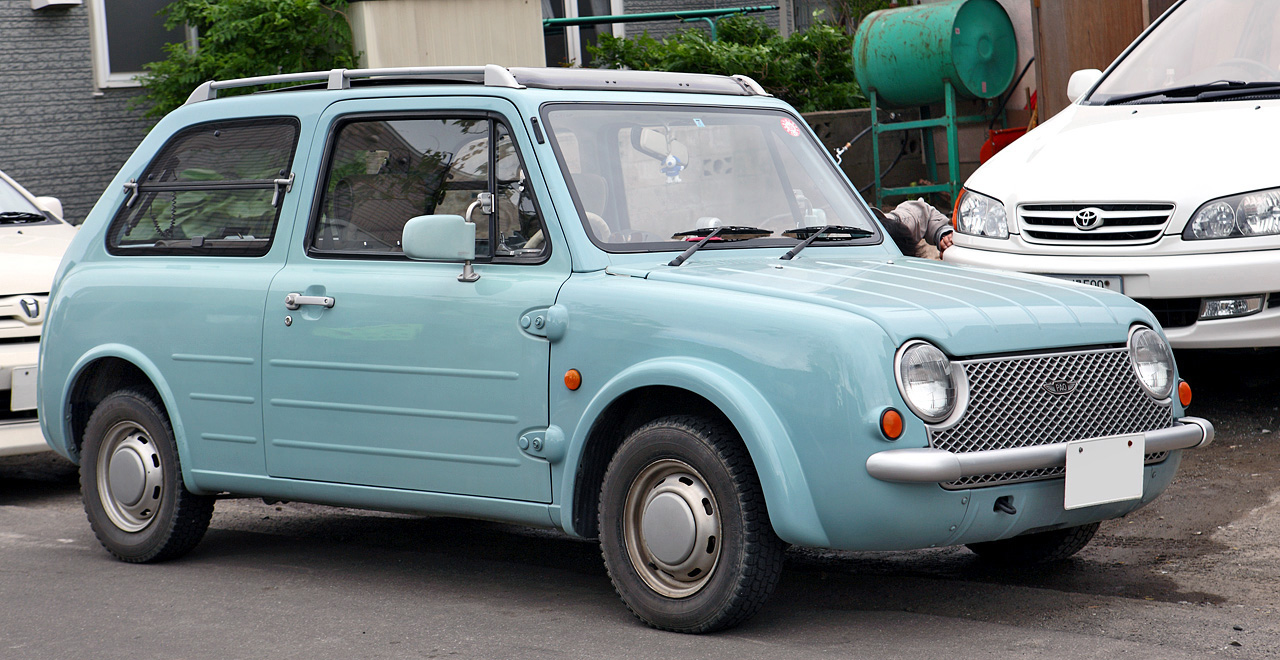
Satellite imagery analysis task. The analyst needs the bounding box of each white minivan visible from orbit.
[946,0,1280,349]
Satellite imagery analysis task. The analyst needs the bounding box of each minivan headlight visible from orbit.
[895,341,960,422]
[955,189,1009,239]
[1184,188,1280,239]
[1128,326,1174,399]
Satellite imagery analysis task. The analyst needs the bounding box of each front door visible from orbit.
[261,99,566,502]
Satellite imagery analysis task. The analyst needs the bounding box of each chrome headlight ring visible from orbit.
[1127,325,1174,400]
[894,340,967,424]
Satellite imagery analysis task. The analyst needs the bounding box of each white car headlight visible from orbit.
[955,189,1009,239]
[1185,188,1280,239]
[1128,326,1174,399]
[895,341,961,422]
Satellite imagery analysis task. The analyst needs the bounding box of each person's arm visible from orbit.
[893,198,953,252]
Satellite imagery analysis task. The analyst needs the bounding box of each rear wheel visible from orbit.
[80,389,215,563]
[966,522,1100,563]
[599,416,785,633]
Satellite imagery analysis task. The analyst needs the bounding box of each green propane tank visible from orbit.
[853,0,1017,107]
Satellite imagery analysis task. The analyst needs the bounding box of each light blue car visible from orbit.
[38,66,1212,633]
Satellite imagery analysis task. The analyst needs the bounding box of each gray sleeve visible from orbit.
[894,198,952,246]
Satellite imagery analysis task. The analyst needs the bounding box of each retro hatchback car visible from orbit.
[39,66,1212,633]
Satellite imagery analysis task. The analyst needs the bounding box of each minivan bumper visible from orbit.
[944,244,1280,348]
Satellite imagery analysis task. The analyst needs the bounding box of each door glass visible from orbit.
[312,117,546,260]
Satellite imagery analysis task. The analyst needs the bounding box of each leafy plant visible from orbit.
[588,15,865,113]
[821,0,897,33]
[136,0,359,120]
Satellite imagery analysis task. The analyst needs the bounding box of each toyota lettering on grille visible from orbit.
[1073,207,1104,231]
[1042,379,1076,395]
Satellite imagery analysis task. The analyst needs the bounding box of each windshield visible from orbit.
[0,178,45,216]
[1089,0,1280,104]
[542,104,880,252]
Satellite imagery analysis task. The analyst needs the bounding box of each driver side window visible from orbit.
[310,116,548,261]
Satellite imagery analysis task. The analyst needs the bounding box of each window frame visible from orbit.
[104,116,301,258]
[87,0,195,89]
[303,111,552,265]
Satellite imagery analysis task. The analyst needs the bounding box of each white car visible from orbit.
[1,169,74,456]
[945,0,1280,349]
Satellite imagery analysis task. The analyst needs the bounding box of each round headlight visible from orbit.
[1128,326,1174,399]
[955,189,1009,239]
[895,341,959,422]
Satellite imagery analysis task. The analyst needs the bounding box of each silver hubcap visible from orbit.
[96,421,163,533]
[623,459,722,598]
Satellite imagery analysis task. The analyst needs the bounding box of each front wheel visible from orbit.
[966,522,1100,564]
[80,389,215,563]
[599,416,785,633]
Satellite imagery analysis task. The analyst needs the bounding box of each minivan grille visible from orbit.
[929,347,1173,489]
[1019,203,1174,245]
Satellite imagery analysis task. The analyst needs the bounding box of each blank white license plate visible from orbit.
[1064,433,1144,510]
[1043,274,1124,293]
[10,365,37,411]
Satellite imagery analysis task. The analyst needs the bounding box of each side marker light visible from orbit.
[1178,381,1192,407]
[880,408,904,440]
[565,369,582,391]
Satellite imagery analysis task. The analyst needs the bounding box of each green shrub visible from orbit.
[136,0,359,120]
[588,15,865,113]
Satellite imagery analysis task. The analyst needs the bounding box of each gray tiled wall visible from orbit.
[0,1,150,224]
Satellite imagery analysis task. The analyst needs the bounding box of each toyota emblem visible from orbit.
[18,296,41,320]
[1073,207,1104,231]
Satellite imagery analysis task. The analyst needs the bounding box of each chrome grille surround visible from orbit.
[1018,202,1174,245]
[928,347,1173,489]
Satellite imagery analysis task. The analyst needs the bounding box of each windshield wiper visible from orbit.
[0,211,47,224]
[668,226,771,267]
[780,225,875,260]
[1102,80,1280,105]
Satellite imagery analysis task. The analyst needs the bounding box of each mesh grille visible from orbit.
[929,347,1173,489]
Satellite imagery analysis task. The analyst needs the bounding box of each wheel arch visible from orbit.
[560,357,830,548]
[56,346,190,478]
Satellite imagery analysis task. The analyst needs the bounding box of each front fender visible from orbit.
[48,344,203,494]
[557,357,831,547]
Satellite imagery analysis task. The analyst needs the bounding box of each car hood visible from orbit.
[0,222,76,295]
[966,101,1280,205]
[610,256,1152,357]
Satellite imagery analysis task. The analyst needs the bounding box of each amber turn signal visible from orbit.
[880,408,904,440]
[564,369,582,391]
[1178,380,1192,407]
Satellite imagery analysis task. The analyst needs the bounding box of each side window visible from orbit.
[310,117,548,261]
[106,118,299,257]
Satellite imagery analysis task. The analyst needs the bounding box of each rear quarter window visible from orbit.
[106,118,300,257]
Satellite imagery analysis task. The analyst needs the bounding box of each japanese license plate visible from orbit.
[1064,433,1144,510]
[1042,274,1124,293]
[10,365,37,411]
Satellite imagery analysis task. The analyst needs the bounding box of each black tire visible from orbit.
[598,415,785,633]
[80,388,215,563]
[966,522,1100,564]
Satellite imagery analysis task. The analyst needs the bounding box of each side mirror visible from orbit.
[34,196,63,219]
[402,214,480,282]
[1067,69,1103,103]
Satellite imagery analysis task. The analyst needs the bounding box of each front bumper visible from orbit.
[866,417,1213,484]
[0,340,45,457]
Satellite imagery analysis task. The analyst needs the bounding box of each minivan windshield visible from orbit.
[1089,0,1280,104]
[542,104,880,252]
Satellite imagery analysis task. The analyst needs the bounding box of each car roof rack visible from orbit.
[183,65,770,106]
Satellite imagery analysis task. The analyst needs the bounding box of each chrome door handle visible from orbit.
[284,293,335,310]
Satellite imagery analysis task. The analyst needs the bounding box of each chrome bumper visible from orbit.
[866,417,1213,484]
